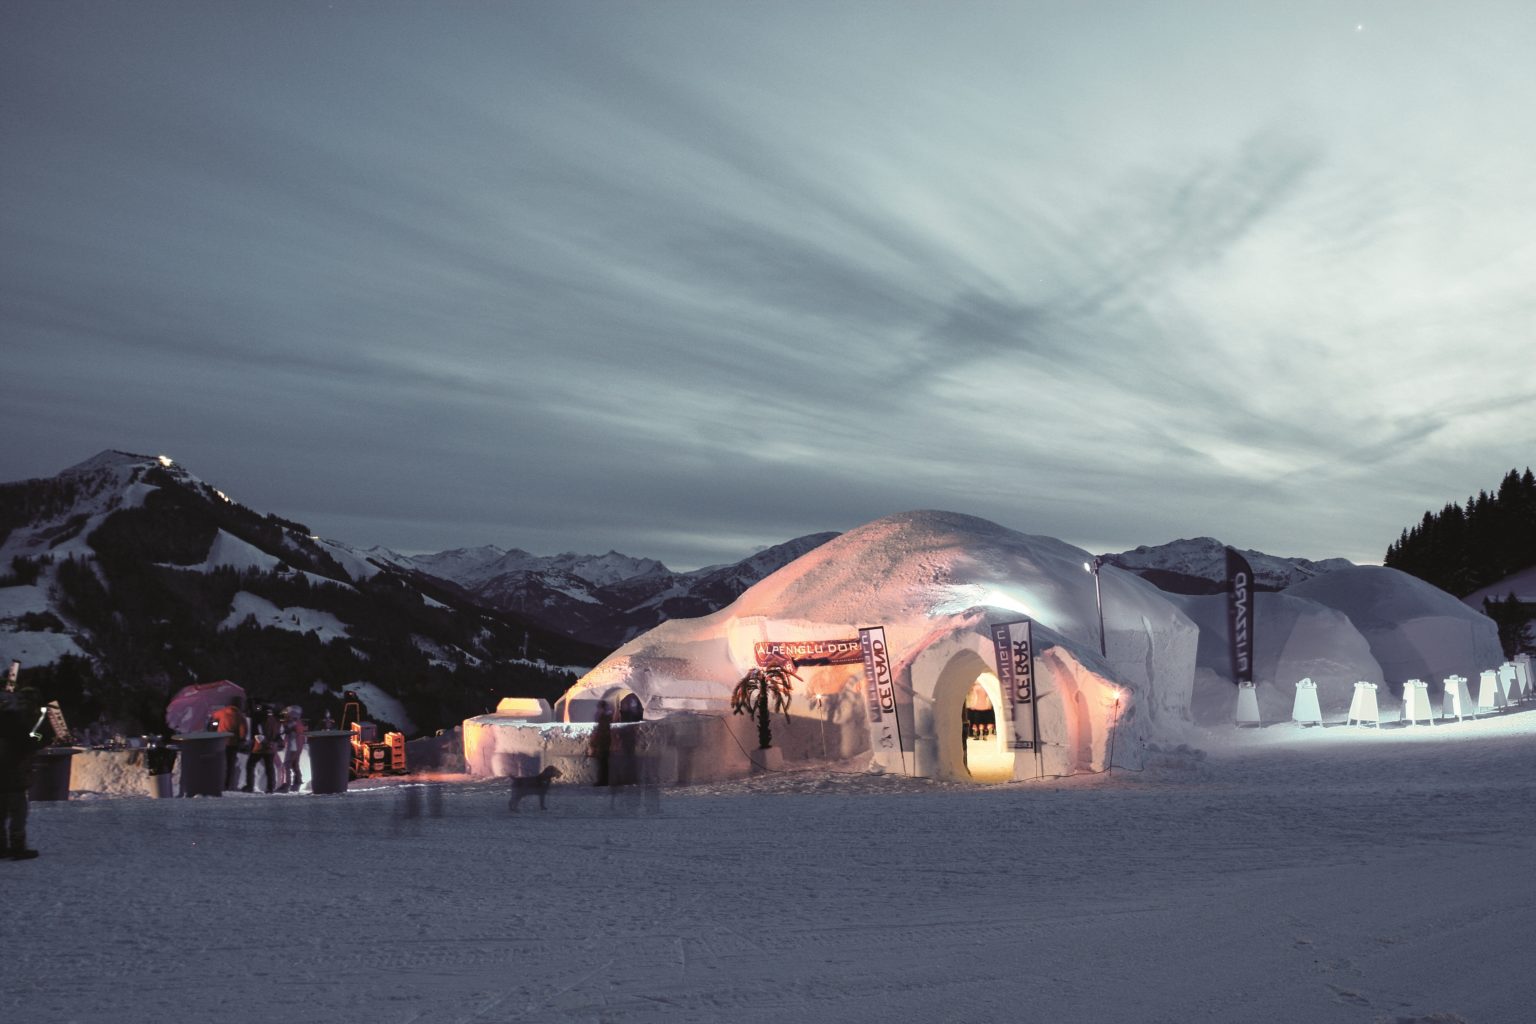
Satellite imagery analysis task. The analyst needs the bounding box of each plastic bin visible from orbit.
[176,732,230,797]
[29,747,77,801]
[307,730,352,795]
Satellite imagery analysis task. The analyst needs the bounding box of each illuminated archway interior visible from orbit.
[963,671,1013,782]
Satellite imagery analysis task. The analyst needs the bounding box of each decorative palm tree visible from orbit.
[730,664,797,750]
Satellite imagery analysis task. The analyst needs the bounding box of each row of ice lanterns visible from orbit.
[1235,655,1533,727]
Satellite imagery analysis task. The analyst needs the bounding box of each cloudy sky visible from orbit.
[4,1,1535,569]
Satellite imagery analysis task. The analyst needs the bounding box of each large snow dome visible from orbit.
[475,511,1201,784]
[1286,566,1503,694]
[1173,591,1385,724]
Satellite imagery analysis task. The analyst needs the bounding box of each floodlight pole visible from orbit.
[1084,557,1106,657]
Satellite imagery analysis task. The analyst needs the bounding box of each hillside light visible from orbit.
[1083,558,1106,657]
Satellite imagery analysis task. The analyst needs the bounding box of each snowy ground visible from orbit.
[5,712,1536,1024]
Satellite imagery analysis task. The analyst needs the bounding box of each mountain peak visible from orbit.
[59,449,164,476]
[1103,537,1354,593]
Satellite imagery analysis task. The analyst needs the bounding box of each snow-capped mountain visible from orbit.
[1102,536,1355,594]
[0,451,601,736]
[408,546,670,592]
[404,532,840,648]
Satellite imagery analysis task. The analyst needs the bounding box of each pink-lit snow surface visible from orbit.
[7,712,1536,1024]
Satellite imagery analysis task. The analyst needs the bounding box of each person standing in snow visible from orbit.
[0,671,44,859]
[588,700,613,786]
[210,700,246,791]
[277,706,306,793]
[241,703,280,793]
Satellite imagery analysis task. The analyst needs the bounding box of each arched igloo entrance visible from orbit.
[928,648,1017,783]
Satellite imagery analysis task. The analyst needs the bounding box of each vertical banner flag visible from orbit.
[1225,546,1255,686]
[858,626,907,771]
[990,620,1039,751]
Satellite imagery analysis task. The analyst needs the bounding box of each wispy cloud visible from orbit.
[3,2,1534,567]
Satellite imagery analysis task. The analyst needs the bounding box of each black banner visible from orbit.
[1226,546,1254,686]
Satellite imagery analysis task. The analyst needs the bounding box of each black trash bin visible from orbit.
[176,731,229,797]
[28,747,77,802]
[307,730,352,795]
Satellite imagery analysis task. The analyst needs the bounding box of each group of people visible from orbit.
[586,696,661,813]
[209,700,307,793]
[964,681,997,741]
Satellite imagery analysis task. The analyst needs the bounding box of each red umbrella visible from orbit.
[166,680,246,735]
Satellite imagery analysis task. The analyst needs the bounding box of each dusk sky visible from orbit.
[5,2,1535,570]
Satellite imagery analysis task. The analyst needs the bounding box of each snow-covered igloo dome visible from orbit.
[530,511,1201,783]
[1172,590,1386,723]
[1285,566,1504,695]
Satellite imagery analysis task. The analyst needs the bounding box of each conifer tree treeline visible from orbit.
[1384,468,1536,597]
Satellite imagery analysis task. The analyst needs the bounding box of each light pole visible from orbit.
[1082,557,1106,657]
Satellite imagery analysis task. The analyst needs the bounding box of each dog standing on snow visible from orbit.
[508,765,562,811]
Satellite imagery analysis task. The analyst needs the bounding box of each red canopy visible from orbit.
[166,680,246,735]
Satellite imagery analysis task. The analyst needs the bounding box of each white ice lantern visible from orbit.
[1347,681,1380,727]
[1235,681,1261,726]
[1499,662,1523,703]
[1401,679,1435,726]
[1476,669,1507,714]
[1291,678,1322,726]
[1441,675,1471,722]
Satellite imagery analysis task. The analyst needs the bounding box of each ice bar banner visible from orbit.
[1225,546,1255,686]
[990,619,1039,751]
[858,625,910,771]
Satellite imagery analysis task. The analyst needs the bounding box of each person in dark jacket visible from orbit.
[0,683,45,859]
[241,703,281,793]
[588,700,613,787]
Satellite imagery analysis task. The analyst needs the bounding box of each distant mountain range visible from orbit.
[0,452,606,735]
[0,451,835,734]
[15,451,1455,738]
[1100,537,1356,594]
[393,532,839,650]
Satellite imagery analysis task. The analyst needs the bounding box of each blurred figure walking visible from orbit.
[277,706,306,793]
